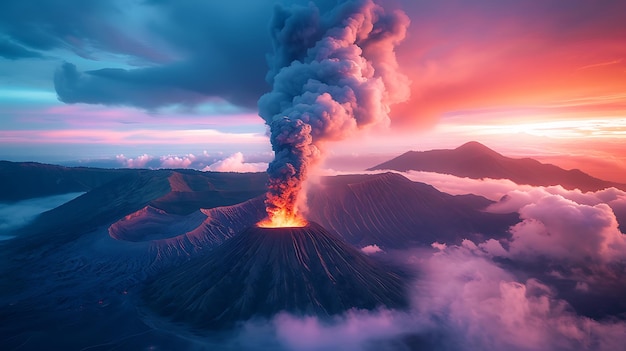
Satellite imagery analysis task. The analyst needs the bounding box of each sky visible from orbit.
[1,0,625,182]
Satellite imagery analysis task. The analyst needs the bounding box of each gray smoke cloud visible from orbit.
[258,0,410,225]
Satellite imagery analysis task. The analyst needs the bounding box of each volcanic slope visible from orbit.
[368,141,626,192]
[106,172,518,259]
[307,172,518,248]
[0,160,130,202]
[143,222,409,330]
[6,169,266,244]
[109,172,517,258]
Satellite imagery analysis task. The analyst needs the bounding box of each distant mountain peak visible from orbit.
[455,141,502,157]
[450,141,504,158]
[368,142,626,192]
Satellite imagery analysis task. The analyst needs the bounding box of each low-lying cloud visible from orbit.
[0,192,84,236]
[495,195,626,263]
[361,244,383,255]
[195,170,626,350]
[210,241,625,351]
[203,152,267,173]
[406,244,626,351]
[3,169,625,350]
[106,151,270,172]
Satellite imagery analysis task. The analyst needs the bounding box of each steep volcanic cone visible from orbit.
[142,222,408,330]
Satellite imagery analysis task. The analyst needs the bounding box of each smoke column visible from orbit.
[258,0,410,227]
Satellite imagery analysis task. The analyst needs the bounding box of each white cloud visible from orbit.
[361,244,383,254]
[431,241,447,251]
[318,169,533,201]
[203,152,267,173]
[116,153,153,168]
[502,195,626,263]
[272,309,409,351]
[226,244,626,351]
[408,244,626,351]
[159,153,196,168]
[0,192,84,236]
[371,170,626,264]
[402,170,530,201]
[486,186,626,214]
[113,151,237,170]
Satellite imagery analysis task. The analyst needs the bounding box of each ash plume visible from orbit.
[258,0,410,225]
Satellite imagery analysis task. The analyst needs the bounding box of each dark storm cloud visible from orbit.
[5,0,626,118]
[0,38,44,60]
[0,0,167,62]
[54,62,211,108]
[54,54,266,109]
[52,0,337,110]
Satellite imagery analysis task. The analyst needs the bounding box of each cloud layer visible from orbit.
[105,151,269,172]
[147,168,625,350]
[0,192,83,235]
[211,241,626,351]
[203,152,267,173]
[1,169,624,350]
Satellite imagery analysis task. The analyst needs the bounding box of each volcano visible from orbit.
[368,141,626,192]
[143,222,409,330]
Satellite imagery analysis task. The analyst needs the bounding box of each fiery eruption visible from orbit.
[257,208,308,228]
[258,0,410,227]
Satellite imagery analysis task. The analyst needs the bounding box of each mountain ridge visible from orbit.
[0,161,131,202]
[368,141,626,192]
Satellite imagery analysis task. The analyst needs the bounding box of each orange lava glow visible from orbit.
[257,210,308,228]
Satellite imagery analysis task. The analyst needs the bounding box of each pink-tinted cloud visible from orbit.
[0,129,267,145]
[228,242,626,351]
[159,154,196,169]
[10,103,260,128]
[116,154,153,168]
[489,195,626,263]
[115,153,182,169]
[403,170,528,201]
[320,169,531,201]
[385,170,626,263]
[115,152,205,170]
[272,309,408,351]
[361,244,383,255]
[411,244,626,351]
[203,152,267,173]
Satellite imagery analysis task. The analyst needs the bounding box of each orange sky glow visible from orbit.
[379,1,626,182]
[1,0,625,183]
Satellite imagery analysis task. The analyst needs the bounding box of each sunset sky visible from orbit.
[1,0,625,181]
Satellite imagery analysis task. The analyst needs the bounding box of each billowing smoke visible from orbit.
[258,0,410,226]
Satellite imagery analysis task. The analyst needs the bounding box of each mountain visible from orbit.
[6,169,267,253]
[0,165,516,340]
[0,161,130,202]
[307,172,518,248]
[368,141,626,192]
[108,172,517,261]
[1,160,624,349]
[142,222,409,330]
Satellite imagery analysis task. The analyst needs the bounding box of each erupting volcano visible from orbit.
[257,0,410,227]
[143,0,413,331]
[257,204,308,228]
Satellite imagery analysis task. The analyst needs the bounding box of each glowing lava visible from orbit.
[257,209,308,228]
